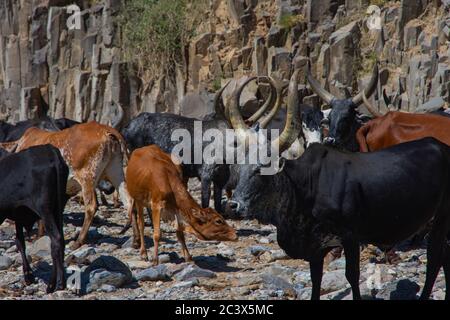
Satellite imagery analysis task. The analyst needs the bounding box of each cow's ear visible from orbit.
[191,209,206,222]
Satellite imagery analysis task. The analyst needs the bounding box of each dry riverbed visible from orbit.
[0,180,446,300]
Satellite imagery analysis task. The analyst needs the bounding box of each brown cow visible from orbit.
[126,145,237,264]
[1,121,131,249]
[358,94,450,152]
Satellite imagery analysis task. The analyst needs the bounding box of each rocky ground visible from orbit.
[0,180,446,300]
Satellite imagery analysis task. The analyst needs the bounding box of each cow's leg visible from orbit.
[310,258,324,300]
[343,240,362,300]
[112,191,120,208]
[15,223,34,285]
[99,191,109,207]
[175,215,192,262]
[420,224,447,300]
[200,176,211,209]
[42,215,65,293]
[150,202,161,266]
[131,206,141,249]
[213,182,224,213]
[73,181,97,249]
[120,197,134,235]
[136,203,148,261]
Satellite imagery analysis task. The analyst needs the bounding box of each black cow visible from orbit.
[0,117,80,142]
[262,104,324,158]
[308,63,379,151]
[0,145,69,293]
[222,79,323,206]
[121,79,278,213]
[225,69,450,300]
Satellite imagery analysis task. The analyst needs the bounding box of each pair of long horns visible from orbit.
[307,61,379,107]
[225,71,302,154]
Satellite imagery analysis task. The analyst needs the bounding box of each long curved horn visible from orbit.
[227,77,258,131]
[271,69,302,154]
[307,69,336,105]
[213,80,231,118]
[111,102,125,129]
[362,91,382,118]
[352,61,379,106]
[258,77,283,129]
[246,77,276,123]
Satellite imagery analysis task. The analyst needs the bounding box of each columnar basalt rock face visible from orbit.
[0,0,449,122]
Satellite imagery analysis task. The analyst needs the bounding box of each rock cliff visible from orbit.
[0,0,449,123]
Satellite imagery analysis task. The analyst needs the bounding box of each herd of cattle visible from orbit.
[0,61,449,300]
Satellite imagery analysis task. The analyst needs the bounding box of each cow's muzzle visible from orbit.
[225,200,242,219]
[323,137,336,145]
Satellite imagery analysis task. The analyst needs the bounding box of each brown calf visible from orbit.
[1,122,131,249]
[126,145,237,264]
[356,111,450,152]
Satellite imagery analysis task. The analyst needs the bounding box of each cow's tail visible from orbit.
[108,130,130,166]
[356,124,370,152]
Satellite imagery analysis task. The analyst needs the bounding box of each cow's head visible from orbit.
[184,207,238,242]
[308,62,379,151]
[225,69,302,221]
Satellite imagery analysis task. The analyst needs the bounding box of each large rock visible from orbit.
[86,269,129,293]
[416,96,446,113]
[135,265,171,282]
[328,21,361,95]
[403,21,423,50]
[260,274,296,297]
[321,269,348,294]
[0,255,13,270]
[398,0,424,49]
[375,279,420,300]
[179,91,214,120]
[306,0,337,27]
[268,47,291,79]
[65,245,97,265]
[252,36,268,76]
[85,255,133,292]
[28,236,51,260]
[174,264,216,281]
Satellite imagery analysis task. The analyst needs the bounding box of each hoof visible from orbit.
[140,253,149,262]
[152,258,159,266]
[132,242,140,250]
[185,255,193,262]
[24,273,35,286]
[46,285,55,294]
[46,283,65,294]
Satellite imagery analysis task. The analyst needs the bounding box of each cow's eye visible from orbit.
[215,219,224,225]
